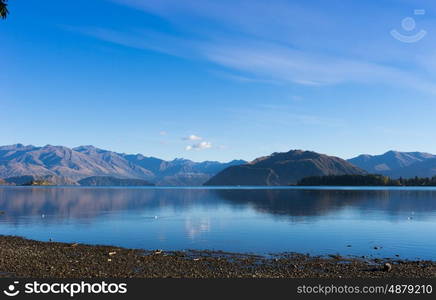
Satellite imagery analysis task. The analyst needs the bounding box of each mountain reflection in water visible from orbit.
[0,187,436,259]
[214,189,436,218]
[1,187,436,220]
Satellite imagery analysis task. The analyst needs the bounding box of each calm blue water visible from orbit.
[0,186,436,260]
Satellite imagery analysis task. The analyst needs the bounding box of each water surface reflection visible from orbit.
[0,187,435,260]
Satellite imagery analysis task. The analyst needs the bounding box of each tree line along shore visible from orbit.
[297,174,436,186]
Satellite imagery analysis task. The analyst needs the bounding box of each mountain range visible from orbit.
[347,151,436,178]
[78,176,154,186]
[205,150,366,186]
[1,144,436,186]
[0,144,245,186]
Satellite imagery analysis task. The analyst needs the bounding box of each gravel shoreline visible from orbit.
[0,236,435,278]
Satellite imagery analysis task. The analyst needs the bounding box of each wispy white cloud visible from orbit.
[290,95,303,102]
[209,70,281,85]
[201,41,436,93]
[80,0,436,95]
[229,104,346,128]
[72,24,436,95]
[182,134,202,141]
[70,26,196,58]
[186,141,212,151]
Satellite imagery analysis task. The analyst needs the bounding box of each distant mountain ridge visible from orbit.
[0,144,246,186]
[205,150,366,186]
[78,176,154,186]
[348,151,436,178]
[388,158,436,178]
[2,144,435,186]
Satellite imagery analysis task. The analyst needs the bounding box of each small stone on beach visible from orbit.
[384,263,392,272]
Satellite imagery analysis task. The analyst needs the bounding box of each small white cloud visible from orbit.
[183,134,202,141]
[185,141,212,151]
[159,131,167,136]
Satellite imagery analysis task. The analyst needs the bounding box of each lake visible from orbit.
[1,186,436,260]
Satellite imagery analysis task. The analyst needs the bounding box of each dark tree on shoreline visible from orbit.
[0,0,8,19]
[298,174,436,186]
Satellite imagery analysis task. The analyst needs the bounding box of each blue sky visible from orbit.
[1,0,436,162]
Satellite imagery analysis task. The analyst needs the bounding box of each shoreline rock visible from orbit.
[0,235,434,278]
